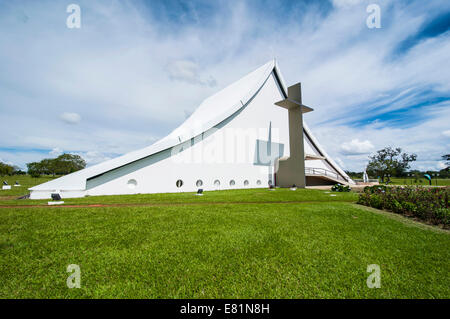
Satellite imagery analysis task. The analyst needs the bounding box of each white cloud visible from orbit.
[166,60,217,87]
[60,112,81,125]
[76,151,112,165]
[312,105,450,171]
[340,139,374,155]
[438,162,447,169]
[0,151,43,170]
[0,0,449,172]
[442,130,450,138]
[49,147,63,157]
[0,157,14,166]
[331,0,363,8]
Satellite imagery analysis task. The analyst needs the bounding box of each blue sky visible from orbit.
[0,0,449,171]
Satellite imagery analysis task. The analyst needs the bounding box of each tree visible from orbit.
[0,162,14,176]
[366,147,417,182]
[27,161,44,178]
[54,154,86,174]
[0,162,22,176]
[344,171,363,179]
[26,153,86,177]
[443,154,450,171]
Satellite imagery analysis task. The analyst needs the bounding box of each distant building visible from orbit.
[30,60,353,199]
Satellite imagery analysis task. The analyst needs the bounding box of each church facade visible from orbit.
[29,60,353,199]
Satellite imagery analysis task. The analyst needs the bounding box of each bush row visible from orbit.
[357,185,450,228]
[331,184,351,192]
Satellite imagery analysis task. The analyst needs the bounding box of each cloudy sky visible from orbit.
[0,0,449,172]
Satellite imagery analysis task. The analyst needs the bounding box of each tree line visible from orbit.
[26,154,86,177]
[0,162,24,176]
[345,147,449,181]
[1,153,86,177]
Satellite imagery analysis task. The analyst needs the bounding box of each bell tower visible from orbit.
[274,83,313,188]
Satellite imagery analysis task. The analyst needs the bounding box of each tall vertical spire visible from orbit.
[274,83,313,188]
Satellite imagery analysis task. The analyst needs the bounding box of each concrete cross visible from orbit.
[274,83,313,188]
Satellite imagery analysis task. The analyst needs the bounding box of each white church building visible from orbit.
[29,60,354,199]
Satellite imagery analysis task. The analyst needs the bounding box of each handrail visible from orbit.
[305,167,346,181]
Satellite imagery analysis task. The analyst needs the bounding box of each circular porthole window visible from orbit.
[127,179,137,189]
[256,180,262,185]
[196,180,203,187]
[244,180,249,186]
[176,180,183,188]
[229,180,235,186]
[214,180,220,187]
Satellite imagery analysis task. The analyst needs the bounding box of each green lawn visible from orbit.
[386,177,450,186]
[0,175,56,197]
[0,189,449,299]
[0,187,358,206]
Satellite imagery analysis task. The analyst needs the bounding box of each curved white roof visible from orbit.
[164,60,277,143]
[31,59,351,191]
[31,60,280,191]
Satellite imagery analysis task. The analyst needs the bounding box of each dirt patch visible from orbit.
[0,196,19,201]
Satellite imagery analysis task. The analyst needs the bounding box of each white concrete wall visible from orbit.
[29,71,348,199]
[30,190,86,199]
[86,72,291,196]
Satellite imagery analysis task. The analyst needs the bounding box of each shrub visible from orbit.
[358,186,450,228]
[331,184,351,192]
[369,194,383,209]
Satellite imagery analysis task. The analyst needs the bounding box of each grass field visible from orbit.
[0,187,358,207]
[385,178,450,186]
[0,184,449,299]
[0,175,56,197]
